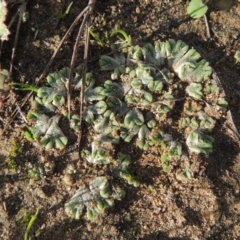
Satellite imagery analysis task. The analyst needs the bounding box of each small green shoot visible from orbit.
[24,208,39,240]
[89,27,103,46]
[111,29,132,47]
[89,27,110,46]
[10,82,38,92]
[60,1,73,19]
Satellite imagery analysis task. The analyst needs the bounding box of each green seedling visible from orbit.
[84,101,108,123]
[89,27,103,46]
[32,96,56,113]
[137,125,150,150]
[206,80,219,94]
[99,54,125,77]
[81,140,113,165]
[111,29,132,48]
[187,0,208,19]
[89,27,110,47]
[22,10,29,22]
[60,1,73,19]
[159,140,182,172]
[161,153,171,172]
[24,208,39,240]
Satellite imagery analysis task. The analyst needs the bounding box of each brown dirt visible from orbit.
[1,0,240,239]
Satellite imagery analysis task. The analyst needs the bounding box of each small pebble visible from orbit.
[136,6,140,14]
[63,173,74,186]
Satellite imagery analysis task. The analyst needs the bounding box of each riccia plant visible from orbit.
[23,35,226,220]
[65,154,138,220]
[65,38,227,220]
[77,39,226,166]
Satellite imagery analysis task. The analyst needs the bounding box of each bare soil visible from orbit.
[1,0,240,239]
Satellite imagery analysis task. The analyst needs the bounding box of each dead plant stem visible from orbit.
[204,14,211,39]
[37,6,89,86]
[68,11,89,118]
[78,20,90,158]
[77,0,96,158]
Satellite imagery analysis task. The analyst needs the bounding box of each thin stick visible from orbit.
[68,11,89,118]
[78,20,90,158]
[204,14,211,39]
[36,6,89,86]
[213,70,240,139]
[9,4,25,75]
[78,0,96,158]
[16,104,28,123]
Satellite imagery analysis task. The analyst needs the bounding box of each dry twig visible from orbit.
[9,1,28,76]
[204,14,211,39]
[213,70,240,140]
[69,0,96,158]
